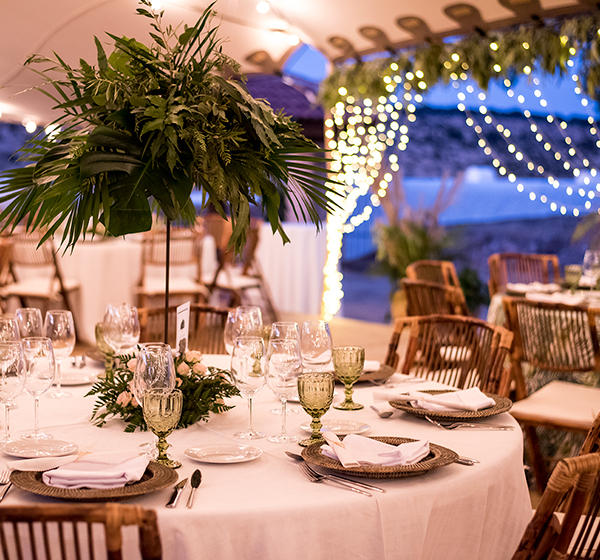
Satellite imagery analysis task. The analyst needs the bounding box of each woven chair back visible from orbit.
[401,278,469,317]
[384,314,513,394]
[141,227,202,268]
[9,231,56,268]
[0,503,162,560]
[512,453,600,560]
[488,252,560,296]
[139,303,231,354]
[406,260,461,288]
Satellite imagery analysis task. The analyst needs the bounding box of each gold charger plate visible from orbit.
[10,462,178,502]
[302,436,458,479]
[389,390,512,422]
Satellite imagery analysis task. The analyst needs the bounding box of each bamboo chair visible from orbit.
[139,303,231,354]
[0,503,161,560]
[512,453,600,560]
[488,252,561,297]
[401,278,469,317]
[2,231,81,337]
[406,259,461,288]
[136,227,208,308]
[503,296,600,490]
[384,314,513,394]
[203,216,278,323]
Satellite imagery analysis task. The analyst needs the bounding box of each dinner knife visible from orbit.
[186,469,202,509]
[0,483,12,504]
[166,478,188,508]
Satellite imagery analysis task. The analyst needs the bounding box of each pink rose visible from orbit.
[177,362,191,376]
[116,391,131,407]
[176,377,182,387]
[127,358,138,373]
[185,350,203,363]
[192,362,207,374]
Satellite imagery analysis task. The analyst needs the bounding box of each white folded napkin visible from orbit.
[507,282,561,294]
[525,291,586,306]
[579,276,597,288]
[325,360,380,374]
[404,387,495,412]
[321,431,429,468]
[33,451,149,489]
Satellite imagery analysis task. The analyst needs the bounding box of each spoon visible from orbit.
[370,405,393,418]
[186,469,202,509]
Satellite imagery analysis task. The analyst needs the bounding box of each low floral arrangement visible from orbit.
[86,349,239,432]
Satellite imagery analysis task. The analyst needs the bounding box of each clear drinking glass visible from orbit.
[224,311,236,355]
[266,338,302,443]
[269,322,300,341]
[300,321,333,372]
[103,303,140,355]
[332,346,365,410]
[143,388,183,468]
[15,308,43,338]
[224,307,263,354]
[21,337,55,440]
[230,336,266,439]
[0,317,19,342]
[0,341,24,444]
[583,250,600,288]
[44,310,76,399]
[133,343,176,458]
[298,372,335,447]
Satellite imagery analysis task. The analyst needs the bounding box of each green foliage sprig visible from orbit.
[0,0,339,253]
[320,12,600,108]
[86,349,239,433]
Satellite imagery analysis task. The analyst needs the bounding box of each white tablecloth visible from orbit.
[3,356,531,560]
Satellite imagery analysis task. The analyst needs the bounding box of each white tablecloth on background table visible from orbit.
[2,356,532,560]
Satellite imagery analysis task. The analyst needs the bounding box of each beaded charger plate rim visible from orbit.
[302,436,458,479]
[388,390,512,422]
[10,461,178,502]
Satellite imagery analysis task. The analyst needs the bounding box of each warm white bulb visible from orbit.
[24,121,37,133]
[256,1,270,13]
[151,0,162,10]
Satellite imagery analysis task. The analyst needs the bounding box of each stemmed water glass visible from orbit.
[0,341,24,444]
[142,388,183,468]
[268,322,300,415]
[44,310,75,399]
[300,321,333,372]
[583,250,600,288]
[103,303,140,356]
[224,307,264,354]
[133,343,176,458]
[0,317,20,412]
[21,337,55,440]
[230,336,266,439]
[297,372,335,447]
[332,346,365,410]
[15,308,43,338]
[266,338,302,443]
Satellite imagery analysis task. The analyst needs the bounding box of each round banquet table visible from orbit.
[2,356,532,560]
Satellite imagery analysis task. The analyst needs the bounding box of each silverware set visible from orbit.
[424,416,515,431]
[166,469,202,508]
[0,471,11,503]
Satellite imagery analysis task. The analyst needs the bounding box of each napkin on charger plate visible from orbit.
[374,387,495,412]
[525,291,586,306]
[8,451,149,490]
[506,282,562,294]
[320,431,429,468]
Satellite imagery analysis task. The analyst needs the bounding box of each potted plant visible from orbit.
[0,0,337,255]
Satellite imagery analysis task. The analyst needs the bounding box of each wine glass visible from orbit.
[269,322,299,341]
[0,341,24,444]
[332,346,365,410]
[0,317,19,342]
[224,307,263,354]
[133,343,176,457]
[583,250,600,288]
[230,336,266,439]
[224,311,236,355]
[297,372,335,447]
[266,338,302,443]
[21,337,55,440]
[564,265,583,292]
[103,303,140,356]
[300,321,333,372]
[44,310,75,398]
[15,308,43,338]
[142,388,183,468]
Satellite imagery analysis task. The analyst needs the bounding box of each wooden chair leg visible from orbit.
[523,424,549,491]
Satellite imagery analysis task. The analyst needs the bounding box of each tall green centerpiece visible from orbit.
[0,0,337,255]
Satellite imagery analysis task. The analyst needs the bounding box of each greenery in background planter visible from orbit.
[457,267,489,314]
[0,0,338,253]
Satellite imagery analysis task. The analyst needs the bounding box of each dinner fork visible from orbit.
[424,416,514,431]
[0,470,12,503]
[298,462,372,497]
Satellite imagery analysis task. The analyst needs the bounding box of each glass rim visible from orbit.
[298,371,334,379]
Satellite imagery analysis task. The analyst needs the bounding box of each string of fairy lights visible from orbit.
[321,42,600,320]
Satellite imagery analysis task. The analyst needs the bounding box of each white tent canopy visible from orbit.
[0,0,591,126]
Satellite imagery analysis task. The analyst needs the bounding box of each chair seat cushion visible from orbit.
[138,277,208,297]
[511,381,600,431]
[2,277,80,299]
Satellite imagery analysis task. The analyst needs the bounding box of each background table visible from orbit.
[2,356,532,560]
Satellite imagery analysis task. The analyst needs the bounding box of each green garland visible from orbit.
[86,349,240,433]
[320,12,600,109]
